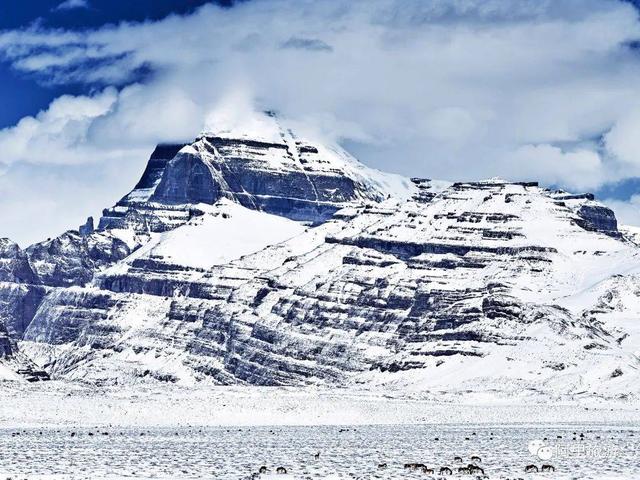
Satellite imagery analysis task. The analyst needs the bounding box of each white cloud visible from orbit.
[0,88,118,166]
[1,0,640,243]
[54,0,89,11]
[604,195,640,227]
[605,110,640,166]
[508,144,605,191]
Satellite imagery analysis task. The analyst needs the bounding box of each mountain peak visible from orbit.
[99,113,413,232]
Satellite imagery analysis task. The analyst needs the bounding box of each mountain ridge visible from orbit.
[0,114,638,402]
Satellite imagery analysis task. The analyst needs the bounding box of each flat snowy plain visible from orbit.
[1,382,640,479]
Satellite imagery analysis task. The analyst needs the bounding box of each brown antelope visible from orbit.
[439,466,453,475]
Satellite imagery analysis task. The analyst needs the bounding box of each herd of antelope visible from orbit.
[253,453,556,477]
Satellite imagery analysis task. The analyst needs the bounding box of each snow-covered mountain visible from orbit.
[1,113,639,400]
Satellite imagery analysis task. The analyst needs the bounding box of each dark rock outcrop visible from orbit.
[575,204,619,237]
[550,190,620,237]
[26,231,133,287]
[0,238,38,284]
[79,217,94,237]
[0,283,47,340]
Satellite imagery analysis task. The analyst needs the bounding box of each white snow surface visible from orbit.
[1,382,639,479]
[1,382,639,428]
[134,200,305,270]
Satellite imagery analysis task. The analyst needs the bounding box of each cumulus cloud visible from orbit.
[2,0,640,243]
[0,89,118,166]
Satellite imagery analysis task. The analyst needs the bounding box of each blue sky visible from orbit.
[0,0,229,127]
[2,0,640,245]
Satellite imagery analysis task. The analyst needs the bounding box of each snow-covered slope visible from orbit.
[105,200,306,273]
[14,177,640,400]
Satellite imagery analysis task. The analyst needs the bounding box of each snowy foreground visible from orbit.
[2,382,640,427]
[1,383,640,479]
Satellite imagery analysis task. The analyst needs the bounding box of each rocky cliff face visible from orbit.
[0,227,146,365]
[26,231,138,288]
[0,239,45,356]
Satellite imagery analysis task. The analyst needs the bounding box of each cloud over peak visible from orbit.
[2,0,640,243]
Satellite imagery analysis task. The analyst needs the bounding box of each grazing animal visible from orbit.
[469,464,484,475]
[422,466,435,474]
[454,456,463,463]
[458,466,471,474]
[258,466,268,474]
[470,455,481,463]
[524,464,539,473]
[404,463,426,470]
[377,463,387,469]
[439,466,453,475]
[276,466,287,474]
[314,452,320,459]
[541,464,555,472]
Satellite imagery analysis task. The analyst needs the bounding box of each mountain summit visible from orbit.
[100,112,412,232]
